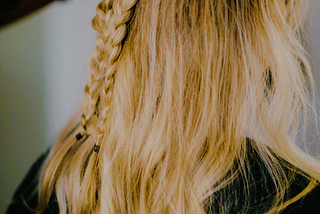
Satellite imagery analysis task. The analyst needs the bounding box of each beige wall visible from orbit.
[0,0,319,213]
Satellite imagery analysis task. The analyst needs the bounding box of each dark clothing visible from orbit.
[5,149,59,214]
[204,144,320,214]
[6,144,320,214]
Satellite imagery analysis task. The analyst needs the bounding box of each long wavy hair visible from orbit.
[36,0,320,213]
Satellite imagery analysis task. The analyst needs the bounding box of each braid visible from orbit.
[95,0,139,149]
[76,0,114,140]
[77,0,138,152]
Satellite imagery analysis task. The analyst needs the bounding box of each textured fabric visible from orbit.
[6,143,320,214]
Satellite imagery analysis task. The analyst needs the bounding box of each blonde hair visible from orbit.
[36,0,320,213]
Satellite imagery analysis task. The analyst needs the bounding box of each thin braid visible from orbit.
[76,0,114,140]
[94,0,139,150]
[76,0,138,152]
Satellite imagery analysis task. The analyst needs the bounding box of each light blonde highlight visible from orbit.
[37,0,320,213]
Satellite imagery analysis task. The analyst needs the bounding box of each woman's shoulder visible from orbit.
[281,174,320,213]
[7,139,320,214]
[205,140,320,214]
[5,125,79,214]
[5,148,59,214]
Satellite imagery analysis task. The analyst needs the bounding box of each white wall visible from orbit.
[305,1,320,155]
[0,0,319,213]
[308,1,320,91]
[0,0,99,212]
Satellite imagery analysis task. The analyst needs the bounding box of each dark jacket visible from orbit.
[6,143,320,214]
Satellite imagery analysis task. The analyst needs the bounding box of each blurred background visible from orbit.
[0,0,319,213]
[0,0,99,212]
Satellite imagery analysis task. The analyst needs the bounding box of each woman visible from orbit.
[6,0,320,213]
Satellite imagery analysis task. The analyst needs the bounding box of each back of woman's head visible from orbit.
[37,1,320,213]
